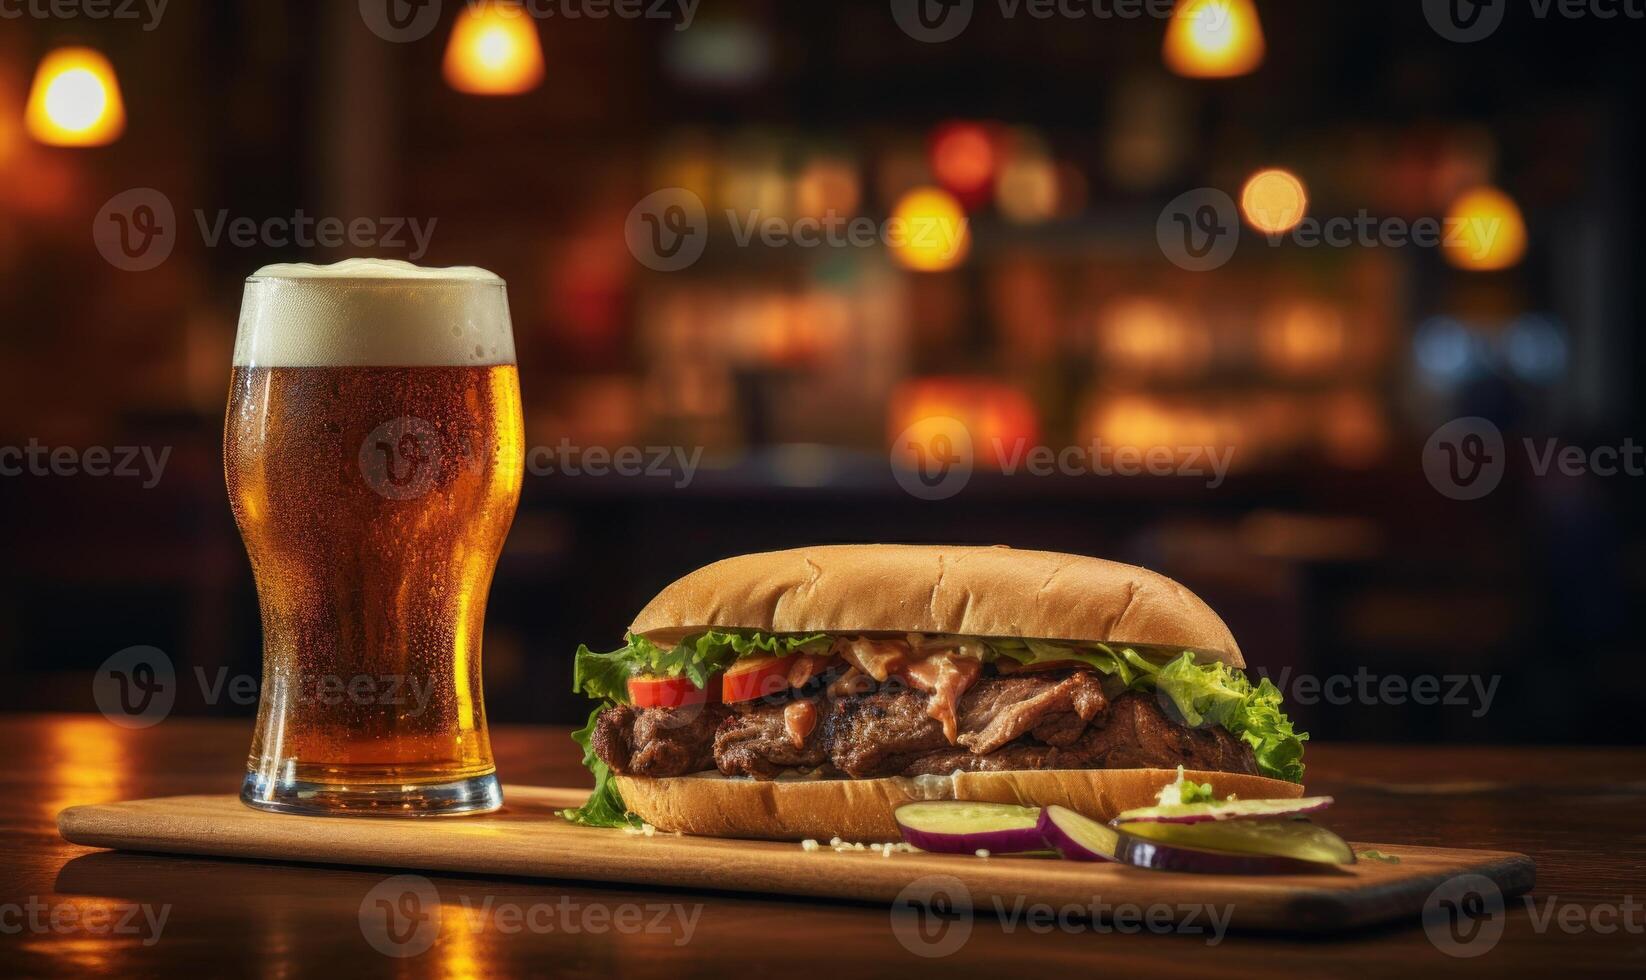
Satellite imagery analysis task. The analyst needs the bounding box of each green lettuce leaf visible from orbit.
[986,639,1307,782]
[1151,652,1307,783]
[557,704,639,829]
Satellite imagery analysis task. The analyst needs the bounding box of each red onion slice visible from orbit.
[1036,805,1120,862]
[893,801,1046,854]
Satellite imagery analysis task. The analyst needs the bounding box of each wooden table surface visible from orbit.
[2,715,1642,976]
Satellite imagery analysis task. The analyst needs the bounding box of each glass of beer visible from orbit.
[225,259,523,815]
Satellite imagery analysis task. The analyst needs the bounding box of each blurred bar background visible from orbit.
[0,0,1641,743]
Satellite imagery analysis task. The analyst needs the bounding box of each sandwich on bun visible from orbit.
[564,545,1307,841]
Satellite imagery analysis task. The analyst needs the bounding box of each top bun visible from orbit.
[630,545,1243,668]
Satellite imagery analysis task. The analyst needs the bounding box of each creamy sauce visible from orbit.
[783,700,818,748]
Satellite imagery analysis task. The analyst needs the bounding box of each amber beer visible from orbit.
[225,261,523,815]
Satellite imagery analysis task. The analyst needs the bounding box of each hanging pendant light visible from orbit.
[25,46,126,147]
[443,1,546,96]
[1163,0,1266,79]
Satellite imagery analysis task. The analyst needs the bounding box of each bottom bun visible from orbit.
[614,769,1303,842]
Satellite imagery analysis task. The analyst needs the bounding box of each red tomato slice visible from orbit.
[627,674,712,708]
[722,656,797,703]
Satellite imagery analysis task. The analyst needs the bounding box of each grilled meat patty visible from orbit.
[591,670,1258,780]
[591,702,727,778]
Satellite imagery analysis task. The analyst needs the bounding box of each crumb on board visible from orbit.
[975,848,991,858]
[805,837,917,855]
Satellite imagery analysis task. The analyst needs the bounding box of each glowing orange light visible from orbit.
[1163,0,1265,79]
[1241,168,1308,234]
[795,157,861,219]
[1444,186,1527,271]
[1097,298,1211,376]
[1260,301,1347,376]
[443,1,545,96]
[889,186,970,272]
[25,47,125,147]
[930,122,997,197]
[889,378,1039,471]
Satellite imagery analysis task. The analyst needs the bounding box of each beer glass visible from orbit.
[225,260,523,815]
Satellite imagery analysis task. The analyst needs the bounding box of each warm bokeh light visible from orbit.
[1241,168,1308,234]
[889,378,1039,470]
[930,122,997,197]
[25,47,126,147]
[795,156,861,219]
[1444,186,1528,271]
[1096,298,1212,376]
[1260,301,1348,376]
[1163,0,1266,79]
[888,187,970,272]
[995,147,1060,225]
[443,1,546,96]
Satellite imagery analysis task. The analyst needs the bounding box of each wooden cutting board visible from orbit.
[57,785,1534,934]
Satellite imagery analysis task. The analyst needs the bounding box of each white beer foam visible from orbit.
[233,258,516,367]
